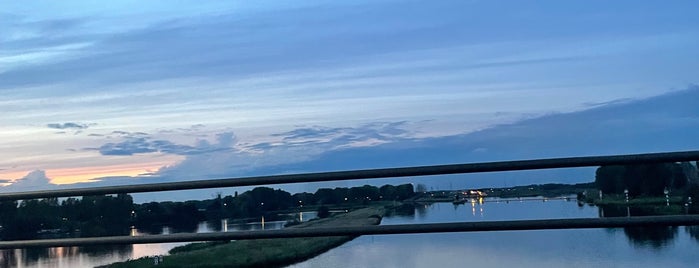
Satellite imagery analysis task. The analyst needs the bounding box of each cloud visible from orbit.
[4,1,664,90]
[157,86,699,194]
[0,170,170,199]
[0,170,56,192]
[145,122,413,182]
[89,131,236,156]
[93,137,161,155]
[47,122,93,130]
[582,98,634,108]
[2,86,694,201]
[259,121,410,150]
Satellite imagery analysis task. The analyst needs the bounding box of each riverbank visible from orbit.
[591,196,685,206]
[411,182,596,203]
[102,207,385,268]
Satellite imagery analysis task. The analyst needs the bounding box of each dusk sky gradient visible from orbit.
[1,1,698,201]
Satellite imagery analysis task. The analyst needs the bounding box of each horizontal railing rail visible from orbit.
[1,215,698,249]
[1,150,698,201]
[1,150,698,249]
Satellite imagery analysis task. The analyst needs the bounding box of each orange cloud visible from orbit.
[0,171,29,185]
[46,158,181,185]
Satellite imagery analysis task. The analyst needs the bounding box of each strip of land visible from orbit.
[102,207,385,268]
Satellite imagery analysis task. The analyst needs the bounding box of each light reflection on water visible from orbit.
[0,211,318,268]
[5,202,699,268]
[291,199,699,268]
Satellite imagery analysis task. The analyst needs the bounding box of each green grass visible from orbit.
[103,207,385,268]
[107,236,355,268]
[591,196,684,205]
[167,241,229,254]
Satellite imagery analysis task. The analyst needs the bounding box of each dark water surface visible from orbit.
[4,200,699,267]
[291,198,699,268]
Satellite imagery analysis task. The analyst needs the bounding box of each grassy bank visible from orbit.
[591,196,684,206]
[103,207,385,268]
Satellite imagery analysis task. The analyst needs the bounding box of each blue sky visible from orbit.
[1,1,698,201]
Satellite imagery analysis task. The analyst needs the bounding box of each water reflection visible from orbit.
[597,204,699,249]
[5,200,699,268]
[415,204,428,219]
[623,226,678,249]
[0,245,133,268]
[1,212,316,268]
[293,199,699,268]
[685,225,699,241]
[385,204,416,219]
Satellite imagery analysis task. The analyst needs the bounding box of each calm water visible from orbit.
[291,198,699,268]
[4,201,699,268]
[0,212,316,268]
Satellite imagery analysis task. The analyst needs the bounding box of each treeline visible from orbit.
[487,182,596,198]
[0,194,133,240]
[0,184,415,240]
[595,162,699,197]
[195,184,414,221]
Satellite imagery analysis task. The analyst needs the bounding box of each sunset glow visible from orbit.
[45,157,183,185]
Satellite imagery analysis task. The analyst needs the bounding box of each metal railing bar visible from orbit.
[1,215,698,249]
[1,150,698,201]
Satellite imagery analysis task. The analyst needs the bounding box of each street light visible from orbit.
[623,189,630,217]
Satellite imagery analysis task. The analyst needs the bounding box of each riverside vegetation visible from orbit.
[0,184,414,240]
[102,207,385,268]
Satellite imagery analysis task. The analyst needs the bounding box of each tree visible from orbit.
[395,184,415,200]
[317,206,330,218]
[314,188,339,204]
[595,163,688,196]
[380,185,397,200]
[595,165,625,194]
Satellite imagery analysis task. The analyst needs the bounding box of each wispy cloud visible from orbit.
[87,131,236,156]
[47,122,94,130]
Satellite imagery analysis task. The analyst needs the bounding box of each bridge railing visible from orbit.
[1,150,699,249]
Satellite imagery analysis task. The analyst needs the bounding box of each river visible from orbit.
[291,197,699,268]
[3,199,699,267]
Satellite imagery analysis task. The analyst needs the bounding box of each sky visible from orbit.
[1,1,698,201]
